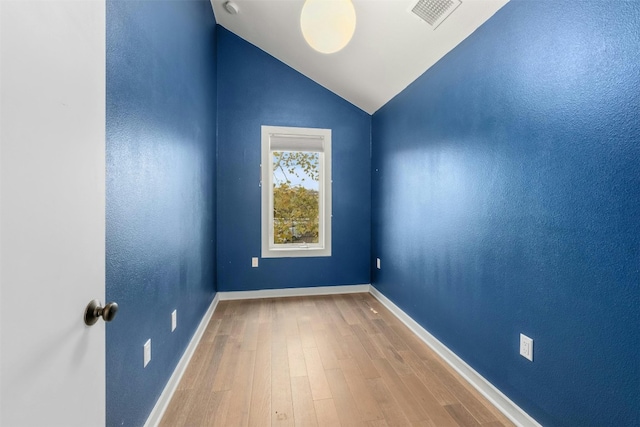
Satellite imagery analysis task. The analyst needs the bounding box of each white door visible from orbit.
[0,1,106,426]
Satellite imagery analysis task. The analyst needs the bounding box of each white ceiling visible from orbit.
[210,0,509,114]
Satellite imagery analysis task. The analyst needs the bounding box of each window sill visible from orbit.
[262,246,331,258]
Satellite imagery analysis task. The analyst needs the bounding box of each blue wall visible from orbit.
[216,28,371,291]
[372,1,639,426]
[106,0,217,425]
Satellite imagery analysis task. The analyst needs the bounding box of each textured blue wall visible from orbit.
[216,28,371,291]
[372,1,639,426]
[106,1,217,425]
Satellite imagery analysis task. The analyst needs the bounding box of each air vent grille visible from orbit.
[411,0,462,28]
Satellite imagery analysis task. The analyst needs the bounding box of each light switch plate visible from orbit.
[171,310,177,332]
[144,339,151,367]
[252,257,259,268]
[376,258,381,269]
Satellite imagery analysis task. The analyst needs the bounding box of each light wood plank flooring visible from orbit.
[160,293,514,427]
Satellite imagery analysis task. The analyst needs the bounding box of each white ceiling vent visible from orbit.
[411,0,462,29]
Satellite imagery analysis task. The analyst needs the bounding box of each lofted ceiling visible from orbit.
[210,0,509,114]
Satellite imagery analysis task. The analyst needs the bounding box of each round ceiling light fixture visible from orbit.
[300,0,356,54]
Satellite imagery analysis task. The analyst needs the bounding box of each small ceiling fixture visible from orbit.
[300,0,356,54]
[223,1,239,15]
[411,0,462,29]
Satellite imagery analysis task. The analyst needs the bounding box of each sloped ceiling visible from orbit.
[210,0,509,114]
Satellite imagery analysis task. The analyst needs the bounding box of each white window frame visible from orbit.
[261,125,332,258]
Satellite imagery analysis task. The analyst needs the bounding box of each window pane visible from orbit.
[272,151,320,244]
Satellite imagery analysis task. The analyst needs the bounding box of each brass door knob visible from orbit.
[84,299,119,326]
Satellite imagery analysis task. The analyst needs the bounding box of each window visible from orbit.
[261,125,331,258]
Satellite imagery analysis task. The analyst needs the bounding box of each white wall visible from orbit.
[0,1,106,425]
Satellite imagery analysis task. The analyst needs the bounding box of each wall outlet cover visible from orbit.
[520,333,533,361]
[171,310,177,332]
[144,339,151,367]
[252,257,259,267]
[376,258,381,269]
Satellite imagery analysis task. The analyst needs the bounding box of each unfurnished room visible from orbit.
[1,0,638,426]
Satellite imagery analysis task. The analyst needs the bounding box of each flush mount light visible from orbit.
[224,1,239,15]
[300,0,356,54]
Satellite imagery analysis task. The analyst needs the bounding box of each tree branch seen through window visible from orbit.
[272,151,319,244]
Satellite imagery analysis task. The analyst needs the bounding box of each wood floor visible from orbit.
[160,293,514,427]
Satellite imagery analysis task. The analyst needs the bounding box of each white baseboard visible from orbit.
[217,284,370,300]
[369,286,541,427]
[143,293,220,427]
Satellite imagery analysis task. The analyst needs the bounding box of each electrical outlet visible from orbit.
[252,257,259,268]
[171,309,177,332]
[520,333,533,361]
[376,258,381,269]
[144,339,151,367]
